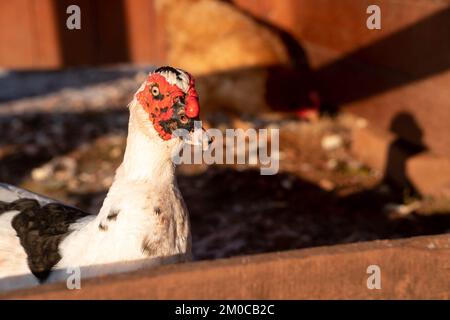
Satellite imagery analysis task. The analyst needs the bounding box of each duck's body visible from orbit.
[0,67,204,291]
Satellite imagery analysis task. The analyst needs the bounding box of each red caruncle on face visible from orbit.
[136,73,200,140]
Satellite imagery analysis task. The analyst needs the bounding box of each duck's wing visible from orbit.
[0,183,57,205]
[0,183,93,282]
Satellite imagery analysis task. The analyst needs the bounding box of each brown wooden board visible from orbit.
[2,234,449,299]
[0,0,35,67]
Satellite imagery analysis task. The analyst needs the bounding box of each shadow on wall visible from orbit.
[231,3,321,112]
[52,0,130,66]
[217,3,450,117]
[312,7,450,105]
[382,112,426,194]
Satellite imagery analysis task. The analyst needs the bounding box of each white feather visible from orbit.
[157,68,190,93]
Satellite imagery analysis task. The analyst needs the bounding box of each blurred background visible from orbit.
[0,0,450,260]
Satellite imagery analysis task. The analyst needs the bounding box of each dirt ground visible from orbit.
[1,67,449,260]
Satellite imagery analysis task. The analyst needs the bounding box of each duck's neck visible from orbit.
[97,111,177,218]
[121,117,175,184]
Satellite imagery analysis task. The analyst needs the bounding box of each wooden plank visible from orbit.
[124,0,164,64]
[31,0,61,68]
[92,0,129,64]
[51,0,97,66]
[0,0,34,68]
[2,234,449,299]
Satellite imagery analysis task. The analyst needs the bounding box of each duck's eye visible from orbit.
[178,108,189,124]
[151,86,160,97]
[179,114,189,124]
[178,109,189,124]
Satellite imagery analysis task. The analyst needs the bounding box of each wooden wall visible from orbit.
[0,0,60,68]
[0,0,164,68]
[235,0,450,159]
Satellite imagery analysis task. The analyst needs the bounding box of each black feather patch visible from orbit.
[107,209,120,221]
[98,223,108,231]
[155,66,183,81]
[0,198,91,282]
